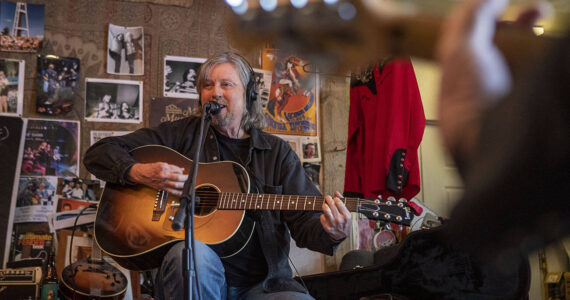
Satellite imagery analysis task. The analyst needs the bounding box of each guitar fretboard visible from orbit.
[217,192,359,212]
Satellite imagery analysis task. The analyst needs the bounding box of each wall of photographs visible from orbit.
[0,0,335,290]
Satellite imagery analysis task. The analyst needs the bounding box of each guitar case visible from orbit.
[297,226,530,300]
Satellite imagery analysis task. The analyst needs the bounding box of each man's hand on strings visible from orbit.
[128,162,188,196]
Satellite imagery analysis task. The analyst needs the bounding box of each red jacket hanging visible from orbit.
[344,58,425,200]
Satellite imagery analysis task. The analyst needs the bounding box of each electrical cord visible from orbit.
[68,204,98,300]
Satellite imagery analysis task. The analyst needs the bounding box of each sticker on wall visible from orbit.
[0,1,44,53]
[36,55,80,115]
[163,56,206,99]
[85,78,143,123]
[0,58,24,116]
[107,24,144,75]
[21,118,79,177]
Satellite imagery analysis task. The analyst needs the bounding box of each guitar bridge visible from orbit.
[152,190,168,221]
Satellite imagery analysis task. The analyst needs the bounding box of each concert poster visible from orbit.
[14,176,58,223]
[149,97,199,128]
[36,55,80,115]
[10,231,53,262]
[85,78,143,124]
[20,118,79,177]
[107,24,144,75]
[0,1,44,53]
[262,49,318,136]
[0,58,25,116]
[163,56,205,99]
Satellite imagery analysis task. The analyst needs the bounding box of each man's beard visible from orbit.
[211,110,234,128]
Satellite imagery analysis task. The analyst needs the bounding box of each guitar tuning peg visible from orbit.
[398,198,408,203]
[387,196,396,202]
[376,195,383,200]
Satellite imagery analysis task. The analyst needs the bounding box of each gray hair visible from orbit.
[194,52,266,131]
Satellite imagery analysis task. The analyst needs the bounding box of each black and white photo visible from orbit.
[107,24,144,75]
[253,68,272,110]
[0,58,24,116]
[85,78,142,123]
[164,56,205,99]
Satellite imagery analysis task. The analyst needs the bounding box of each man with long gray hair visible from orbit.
[84,52,351,299]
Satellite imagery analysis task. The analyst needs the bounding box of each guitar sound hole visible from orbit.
[195,186,218,216]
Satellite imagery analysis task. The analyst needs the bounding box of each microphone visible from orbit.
[203,101,224,115]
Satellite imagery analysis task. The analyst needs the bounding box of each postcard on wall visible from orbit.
[261,49,318,136]
[85,78,143,123]
[0,1,44,52]
[252,68,273,113]
[164,56,205,99]
[0,58,24,116]
[36,55,80,115]
[21,118,79,177]
[149,97,199,128]
[275,134,301,159]
[107,24,144,75]
[14,176,58,223]
[300,136,321,163]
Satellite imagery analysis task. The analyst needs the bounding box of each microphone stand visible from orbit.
[171,103,217,300]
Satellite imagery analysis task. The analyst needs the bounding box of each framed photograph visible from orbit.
[163,56,205,99]
[253,68,272,111]
[300,136,320,162]
[14,176,58,223]
[85,78,142,123]
[107,24,144,75]
[0,58,24,116]
[21,119,80,177]
[0,2,44,53]
[36,55,80,115]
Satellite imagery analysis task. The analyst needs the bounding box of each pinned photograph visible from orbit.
[276,134,301,158]
[164,56,205,99]
[36,55,80,115]
[300,136,320,162]
[303,162,321,191]
[85,78,142,123]
[21,119,79,177]
[107,24,144,75]
[253,68,272,111]
[14,176,58,223]
[0,58,24,116]
[58,177,101,202]
[0,2,44,52]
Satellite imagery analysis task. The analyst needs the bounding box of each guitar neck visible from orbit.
[217,192,358,212]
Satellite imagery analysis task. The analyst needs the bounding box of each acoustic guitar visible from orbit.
[59,231,128,300]
[94,145,414,271]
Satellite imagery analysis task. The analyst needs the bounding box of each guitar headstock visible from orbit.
[226,0,552,74]
[357,196,414,226]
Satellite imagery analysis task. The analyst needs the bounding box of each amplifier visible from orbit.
[0,267,42,300]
